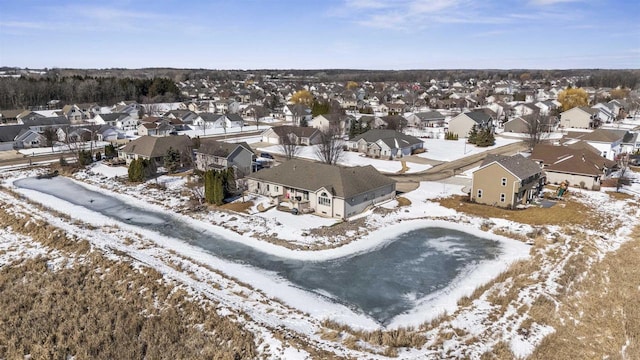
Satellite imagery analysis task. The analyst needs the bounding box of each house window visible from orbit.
[266,184,270,191]
[477,189,483,198]
[318,192,331,206]
[501,178,507,186]
[500,193,506,202]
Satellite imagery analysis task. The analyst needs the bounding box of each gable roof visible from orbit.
[197,140,254,157]
[578,128,627,143]
[479,154,542,180]
[21,116,70,127]
[415,111,445,121]
[464,111,493,124]
[350,129,422,149]
[268,125,320,138]
[97,113,129,122]
[0,125,25,142]
[531,143,617,176]
[120,135,192,158]
[247,159,395,198]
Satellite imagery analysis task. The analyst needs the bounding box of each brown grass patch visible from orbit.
[438,195,601,229]
[396,196,412,207]
[220,200,254,213]
[0,256,256,360]
[529,227,640,360]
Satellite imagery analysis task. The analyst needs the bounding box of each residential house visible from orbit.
[246,159,396,219]
[531,142,617,190]
[20,116,70,132]
[559,106,599,129]
[138,118,175,137]
[13,129,45,149]
[357,115,387,130]
[0,109,24,124]
[60,104,84,124]
[309,113,352,135]
[448,111,494,138]
[406,111,446,128]
[93,113,132,128]
[503,115,558,134]
[512,103,540,117]
[565,128,629,160]
[261,125,322,145]
[0,125,24,150]
[347,129,424,159]
[470,154,545,208]
[195,140,255,177]
[283,104,312,125]
[118,135,192,166]
[591,103,616,123]
[96,125,126,142]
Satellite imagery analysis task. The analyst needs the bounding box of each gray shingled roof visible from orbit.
[197,140,253,157]
[415,111,445,121]
[350,129,422,149]
[465,111,493,124]
[0,125,25,142]
[480,154,542,180]
[121,135,192,158]
[22,116,70,127]
[579,129,627,143]
[247,159,395,198]
[269,125,319,138]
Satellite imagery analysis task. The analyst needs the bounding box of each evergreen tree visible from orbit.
[467,125,478,144]
[212,171,225,205]
[104,144,117,159]
[224,168,237,197]
[476,128,495,147]
[163,147,181,174]
[128,159,143,182]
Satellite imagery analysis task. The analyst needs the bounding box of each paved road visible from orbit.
[390,141,528,192]
[0,130,265,169]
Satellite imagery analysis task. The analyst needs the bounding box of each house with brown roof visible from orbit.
[559,107,599,129]
[246,159,396,219]
[261,125,322,145]
[195,140,255,177]
[470,154,545,208]
[531,142,617,190]
[118,135,192,166]
[564,128,629,160]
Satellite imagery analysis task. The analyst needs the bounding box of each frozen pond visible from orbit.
[15,176,505,325]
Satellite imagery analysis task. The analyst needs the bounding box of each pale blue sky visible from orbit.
[0,0,638,69]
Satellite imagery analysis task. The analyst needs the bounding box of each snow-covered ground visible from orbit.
[2,162,639,359]
[418,137,521,162]
[258,144,432,174]
[18,141,111,156]
[177,124,271,138]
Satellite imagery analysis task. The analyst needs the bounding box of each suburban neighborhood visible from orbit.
[1,67,640,359]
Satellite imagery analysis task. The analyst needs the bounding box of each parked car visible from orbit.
[260,152,274,159]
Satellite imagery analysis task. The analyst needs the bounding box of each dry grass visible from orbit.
[438,194,601,229]
[396,196,412,207]
[0,256,256,360]
[220,200,254,213]
[529,227,640,360]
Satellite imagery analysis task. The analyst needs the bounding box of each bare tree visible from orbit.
[314,127,344,165]
[253,106,268,130]
[279,133,301,160]
[524,113,550,151]
[42,127,57,152]
[616,155,630,193]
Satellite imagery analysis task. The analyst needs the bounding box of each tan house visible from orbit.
[118,135,192,166]
[559,106,599,129]
[448,111,494,138]
[261,125,322,145]
[246,159,396,219]
[471,154,545,208]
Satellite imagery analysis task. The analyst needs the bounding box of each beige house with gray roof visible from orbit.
[118,135,192,166]
[246,159,396,219]
[471,154,544,208]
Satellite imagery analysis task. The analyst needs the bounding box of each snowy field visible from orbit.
[177,124,271,138]
[417,137,521,162]
[2,162,639,358]
[258,144,433,174]
[18,141,111,156]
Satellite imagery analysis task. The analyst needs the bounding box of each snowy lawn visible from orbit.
[258,144,432,174]
[18,141,111,156]
[418,136,521,161]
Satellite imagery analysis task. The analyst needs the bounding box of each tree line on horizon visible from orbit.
[0,68,638,110]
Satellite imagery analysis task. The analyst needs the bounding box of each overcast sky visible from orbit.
[1,0,638,70]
